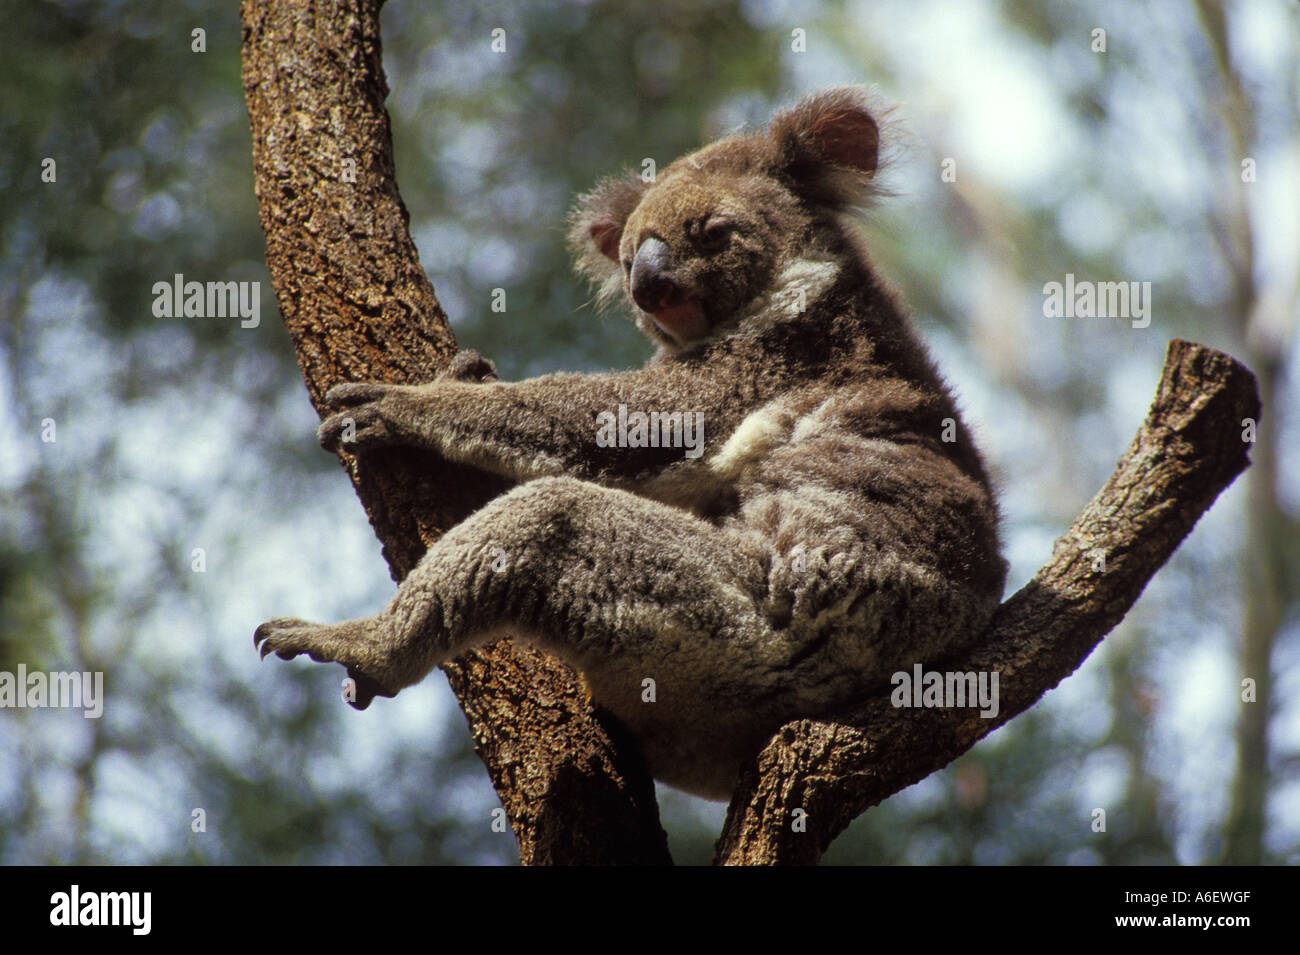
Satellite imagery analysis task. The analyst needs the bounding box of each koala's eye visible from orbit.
[690,216,733,252]
[621,257,632,273]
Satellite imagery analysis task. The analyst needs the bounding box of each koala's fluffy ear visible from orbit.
[568,174,649,300]
[769,87,883,209]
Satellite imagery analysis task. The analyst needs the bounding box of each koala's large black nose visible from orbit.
[630,237,685,313]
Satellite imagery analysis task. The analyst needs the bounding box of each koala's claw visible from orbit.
[254,617,399,709]
[255,616,330,661]
[317,382,409,453]
[441,350,499,383]
[317,404,396,452]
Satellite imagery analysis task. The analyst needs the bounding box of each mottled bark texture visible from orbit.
[716,340,1259,864]
[241,0,1258,866]
[240,0,670,866]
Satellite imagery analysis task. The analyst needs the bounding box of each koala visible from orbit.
[256,88,1007,800]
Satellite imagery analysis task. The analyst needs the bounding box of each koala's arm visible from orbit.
[317,363,744,486]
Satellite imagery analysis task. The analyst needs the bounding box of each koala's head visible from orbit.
[570,87,883,353]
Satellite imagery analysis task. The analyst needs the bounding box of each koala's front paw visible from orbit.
[440,349,499,383]
[254,616,399,710]
[317,382,403,453]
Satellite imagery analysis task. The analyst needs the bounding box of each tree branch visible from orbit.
[240,0,669,865]
[715,339,1260,864]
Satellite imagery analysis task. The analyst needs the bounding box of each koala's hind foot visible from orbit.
[254,617,400,710]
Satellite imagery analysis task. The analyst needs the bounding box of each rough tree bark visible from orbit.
[241,0,1260,865]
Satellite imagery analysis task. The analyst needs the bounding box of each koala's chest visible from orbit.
[708,394,844,483]
[706,406,792,483]
[634,398,837,516]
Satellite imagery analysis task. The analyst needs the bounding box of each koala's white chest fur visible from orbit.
[708,406,791,481]
[638,395,831,515]
[708,390,842,482]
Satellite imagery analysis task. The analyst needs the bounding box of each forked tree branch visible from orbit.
[242,0,1259,866]
[717,339,1259,864]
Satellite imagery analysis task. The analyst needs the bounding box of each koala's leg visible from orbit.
[255,476,778,710]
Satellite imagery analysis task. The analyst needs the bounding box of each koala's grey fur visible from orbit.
[256,88,1006,800]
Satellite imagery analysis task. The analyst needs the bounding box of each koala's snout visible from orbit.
[630,238,685,313]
